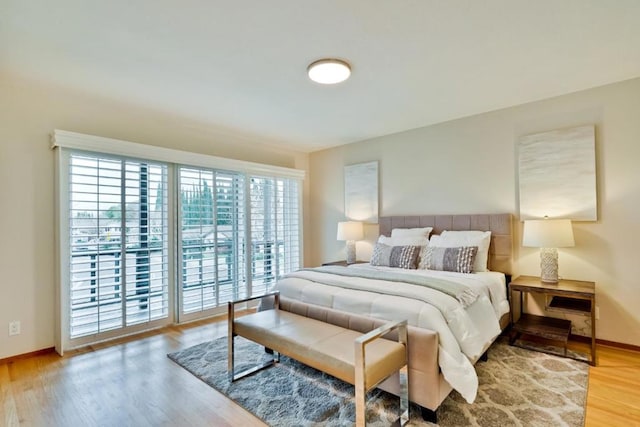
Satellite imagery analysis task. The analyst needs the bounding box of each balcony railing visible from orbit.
[70,239,284,311]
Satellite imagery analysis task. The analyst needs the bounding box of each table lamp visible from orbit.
[522,218,575,283]
[336,221,364,264]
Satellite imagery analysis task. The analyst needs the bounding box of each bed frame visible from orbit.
[280,213,513,421]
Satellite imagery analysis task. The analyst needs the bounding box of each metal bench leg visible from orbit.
[228,302,235,382]
[398,325,409,426]
[398,370,409,425]
[227,300,280,382]
[228,335,235,382]
[229,338,279,381]
[355,320,409,426]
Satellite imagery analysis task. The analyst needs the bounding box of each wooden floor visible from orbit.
[1,316,639,427]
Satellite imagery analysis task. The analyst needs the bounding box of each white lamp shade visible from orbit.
[336,221,364,241]
[522,219,575,248]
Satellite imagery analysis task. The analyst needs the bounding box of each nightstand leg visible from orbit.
[519,291,524,322]
[591,297,597,366]
[509,290,523,345]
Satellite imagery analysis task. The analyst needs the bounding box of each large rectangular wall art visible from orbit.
[518,125,597,221]
[344,161,378,222]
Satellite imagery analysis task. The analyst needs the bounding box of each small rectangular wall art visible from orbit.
[344,161,378,222]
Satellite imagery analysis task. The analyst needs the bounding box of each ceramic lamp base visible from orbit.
[345,240,356,264]
[540,247,559,283]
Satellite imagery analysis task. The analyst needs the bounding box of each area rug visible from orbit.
[168,335,588,426]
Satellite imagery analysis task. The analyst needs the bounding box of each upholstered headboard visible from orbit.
[379,214,513,274]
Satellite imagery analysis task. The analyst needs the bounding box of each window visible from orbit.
[68,153,169,339]
[177,170,301,319]
[179,168,246,317]
[54,130,304,352]
[249,176,300,296]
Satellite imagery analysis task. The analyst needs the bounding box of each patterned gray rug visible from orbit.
[168,335,588,426]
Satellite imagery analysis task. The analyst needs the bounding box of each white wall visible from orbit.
[0,73,310,359]
[309,77,640,347]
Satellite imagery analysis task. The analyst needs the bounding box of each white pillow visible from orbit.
[391,227,433,240]
[378,234,428,247]
[429,230,492,272]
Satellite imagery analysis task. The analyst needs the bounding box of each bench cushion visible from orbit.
[234,310,406,387]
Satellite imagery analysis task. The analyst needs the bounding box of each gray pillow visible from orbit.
[370,243,420,269]
[420,246,478,274]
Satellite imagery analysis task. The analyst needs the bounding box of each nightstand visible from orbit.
[509,275,596,365]
[321,260,367,267]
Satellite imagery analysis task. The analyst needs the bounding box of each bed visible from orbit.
[269,214,513,420]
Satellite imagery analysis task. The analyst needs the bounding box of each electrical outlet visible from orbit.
[9,320,20,336]
[595,306,600,320]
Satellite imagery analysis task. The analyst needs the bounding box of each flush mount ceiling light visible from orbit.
[307,59,351,84]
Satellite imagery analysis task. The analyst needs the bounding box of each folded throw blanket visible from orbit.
[289,266,479,308]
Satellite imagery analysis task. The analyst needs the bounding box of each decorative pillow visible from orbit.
[420,246,478,274]
[391,227,433,240]
[430,231,492,272]
[370,243,420,269]
[377,234,428,247]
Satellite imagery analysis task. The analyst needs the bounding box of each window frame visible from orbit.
[53,130,304,354]
[56,149,176,353]
[176,166,248,323]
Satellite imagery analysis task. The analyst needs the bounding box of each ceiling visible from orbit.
[2,1,640,152]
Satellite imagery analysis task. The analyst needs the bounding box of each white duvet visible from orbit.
[272,264,509,403]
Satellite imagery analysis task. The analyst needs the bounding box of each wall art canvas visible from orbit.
[519,125,597,221]
[344,161,378,222]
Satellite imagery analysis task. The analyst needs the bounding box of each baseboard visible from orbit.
[596,338,640,352]
[3,331,636,365]
[0,347,55,365]
[570,333,640,352]
[0,311,250,363]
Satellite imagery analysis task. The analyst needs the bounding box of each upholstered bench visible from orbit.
[228,291,409,426]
